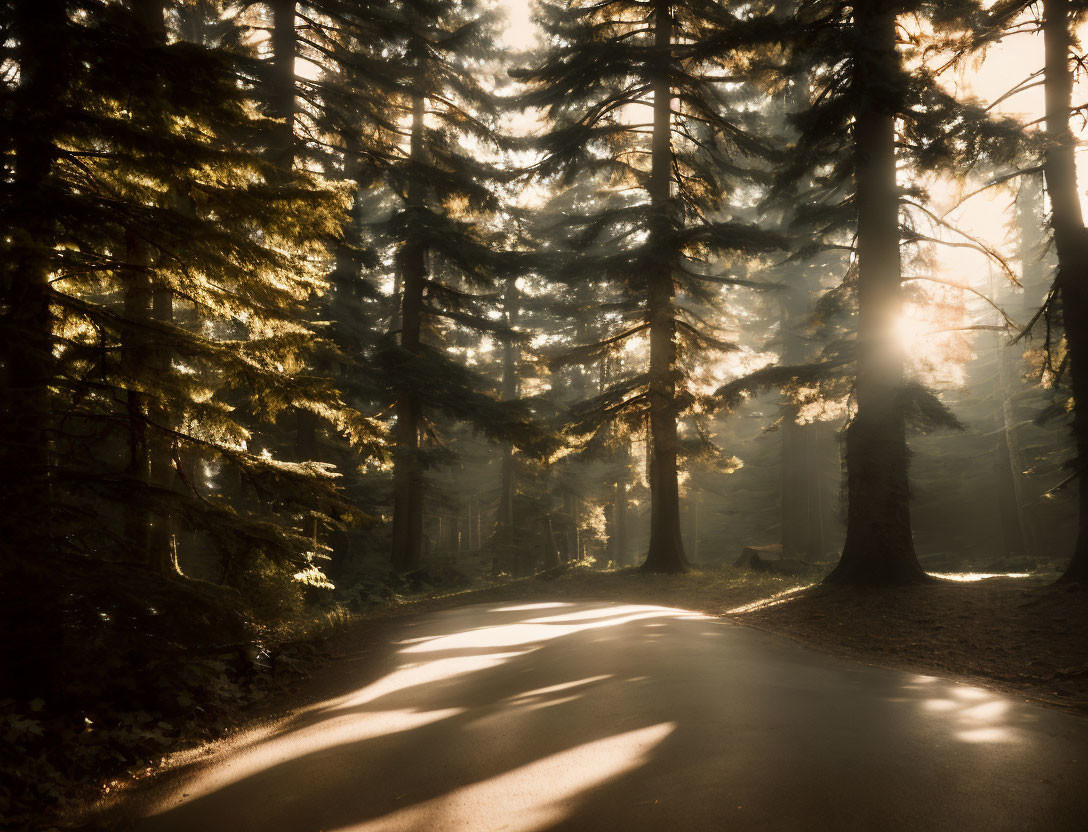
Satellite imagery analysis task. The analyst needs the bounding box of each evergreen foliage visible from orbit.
[516,0,786,572]
[3,0,1088,822]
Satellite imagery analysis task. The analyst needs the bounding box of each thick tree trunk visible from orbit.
[827,1,928,585]
[642,0,688,573]
[391,91,428,573]
[1043,0,1088,583]
[1,0,70,570]
[268,0,296,172]
[123,231,153,562]
[1,0,68,701]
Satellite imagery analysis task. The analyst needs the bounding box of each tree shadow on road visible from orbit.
[102,600,1088,832]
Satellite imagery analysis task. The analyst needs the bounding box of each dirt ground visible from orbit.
[409,566,1088,713]
[738,576,1088,713]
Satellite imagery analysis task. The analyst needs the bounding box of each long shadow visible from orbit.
[117,600,1088,832]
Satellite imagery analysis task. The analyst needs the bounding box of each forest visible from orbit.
[3,0,1088,829]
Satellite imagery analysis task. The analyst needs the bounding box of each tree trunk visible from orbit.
[268,0,321,549]
[614,480,628,565]
[122,230,153,563]
[391,90,427,573]
[689,488,700,563]
[1013,173,1047,556]
[268,0,296,172]
[1043,0,1088,583]
[1,0,68,570]
[542,513,560,570]
[641,0,688,573]
[1,0,69,702]
[827,1,928,585]
[129,0,179,576]
[989,272,1029,560]
[495,277,519,567]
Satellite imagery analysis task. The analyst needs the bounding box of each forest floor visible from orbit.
[737,575,1088,713]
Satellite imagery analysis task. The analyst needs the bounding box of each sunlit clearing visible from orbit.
[727,584,815,615]
[329,723,676,832]
[930,572,1031,582]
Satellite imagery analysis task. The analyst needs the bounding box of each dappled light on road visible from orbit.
[132,602,1088,832]
[398,604,697,653]
[907,676,1022,745]
[330,723,676,832]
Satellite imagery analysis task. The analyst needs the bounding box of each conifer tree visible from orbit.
[344,0,547,573]
[0,0,372,601]
[1017,0,1088,582]
[773,0,1023,584]
[517,0,783,573]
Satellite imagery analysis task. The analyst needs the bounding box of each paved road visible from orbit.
[128,601,1088,831]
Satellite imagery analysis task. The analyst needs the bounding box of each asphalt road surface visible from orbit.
[126,601,1088,831]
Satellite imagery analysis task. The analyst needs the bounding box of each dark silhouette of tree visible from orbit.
[772,0,1023,584]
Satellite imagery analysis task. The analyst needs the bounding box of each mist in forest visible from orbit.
[5,0,1088,823]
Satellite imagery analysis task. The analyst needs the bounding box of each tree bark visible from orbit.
[1043,0,1088,583]
[390,90,428,573]
[122,230,153,563]
[1,0,70,570]
[614,480,628,565]
[1012,173,1047,556]
[988,272,1029,560]
[826,1,928,585]
[268,0,321,549]
[0,0,69,701]
[129,0,180,576]
[495,276,519,568]
[268,0,296,172]
[641,0,688,573]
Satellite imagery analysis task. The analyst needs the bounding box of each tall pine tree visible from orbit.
[517,0,783,572]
